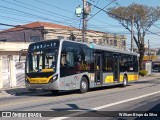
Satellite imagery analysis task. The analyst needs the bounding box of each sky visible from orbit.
[0,0,160,50]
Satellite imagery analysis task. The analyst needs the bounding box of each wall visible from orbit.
[0,42,30,89]
[0,29,43,42]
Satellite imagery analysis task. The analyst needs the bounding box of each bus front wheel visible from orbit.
[80,77,88,93]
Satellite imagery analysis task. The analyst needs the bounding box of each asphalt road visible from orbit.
[0,78,160,120]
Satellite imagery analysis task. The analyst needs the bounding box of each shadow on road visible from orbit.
[4,87,30,95]
[133,103,160,120]
[50,99,160,119]
[3,84,127,97]
[133,79,160,84]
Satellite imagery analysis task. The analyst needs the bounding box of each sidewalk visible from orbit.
[138,75,160,81]
[0,76,159,97]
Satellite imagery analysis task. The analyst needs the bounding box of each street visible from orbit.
[0,77,160,120]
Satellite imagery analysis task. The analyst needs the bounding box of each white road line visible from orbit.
[49,90,160,120]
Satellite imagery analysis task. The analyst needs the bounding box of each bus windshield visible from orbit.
[26,49,58,73]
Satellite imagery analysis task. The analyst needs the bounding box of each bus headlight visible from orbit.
[49,74,58,83]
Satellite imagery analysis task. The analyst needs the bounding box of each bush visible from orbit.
[139,70,148,76]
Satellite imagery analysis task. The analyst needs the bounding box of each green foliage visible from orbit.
[139,70,148,76]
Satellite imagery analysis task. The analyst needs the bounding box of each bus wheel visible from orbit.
[80,77,88,93]
[122,75,128,87]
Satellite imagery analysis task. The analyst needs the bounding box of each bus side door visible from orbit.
[113,54,120,82]
[95,52,103,85]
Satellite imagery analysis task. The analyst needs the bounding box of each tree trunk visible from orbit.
[138,43,145,70]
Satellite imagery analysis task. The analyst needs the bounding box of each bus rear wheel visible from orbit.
[122,75,128,87]
[80,77,88,93]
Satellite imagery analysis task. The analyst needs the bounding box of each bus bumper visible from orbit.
[25,81,60,91]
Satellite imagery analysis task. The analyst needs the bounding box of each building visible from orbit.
[0,21,126,49]
[0,42,30,88]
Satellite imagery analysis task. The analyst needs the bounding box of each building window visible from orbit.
[109,40,113,45]
[106,39,109,44]
[122,40,126,47]
[57,36,64,39]
[114,40,117,46]
[76,38,82,42]
[93,39,97,44]
[0,39,7,42]
[98,39,102,45]
[103,39,105,44]
[30,36,40,42]
[67,37,70,40]
[85,38,88,43]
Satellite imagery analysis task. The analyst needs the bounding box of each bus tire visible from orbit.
[80,77,88,93]
[122,75,128,87]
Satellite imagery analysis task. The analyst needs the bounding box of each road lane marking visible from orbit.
[49,90,160,120]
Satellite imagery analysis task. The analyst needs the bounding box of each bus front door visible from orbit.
[95,53,102,85]
[113,55,120,82]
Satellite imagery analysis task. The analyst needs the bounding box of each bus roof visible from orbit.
[61,39,138,56]
[29,39,138,56]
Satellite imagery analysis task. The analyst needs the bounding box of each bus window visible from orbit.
[103,52,113,72]
[61,54,66,67]
[60,51,74,67]
[66,52,74,67]
[31,51,43,72]
[45,50,57,70]
[77,48,91,71]
[32,54,38,72]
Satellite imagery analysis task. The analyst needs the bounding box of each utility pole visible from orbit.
[148,39,150,60]
[75,0,90,43]
[82,0,87,42]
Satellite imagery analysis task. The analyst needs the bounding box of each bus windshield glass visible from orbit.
[26,41,59,73]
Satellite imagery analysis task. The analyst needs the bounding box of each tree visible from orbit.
[107,3,160,70]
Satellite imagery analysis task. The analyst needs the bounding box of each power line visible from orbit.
[89,0,100,13]
[12,0,78,23]
[1,0,78,24]
[0,15,33,23]
[153,24,160,30]
[147,30,160,37]
[0,0,158,45]
[34,0,73,13]
[0,0,125,35]
[0,22,125,40]
[0,4,81,28]
[88,0,116,21]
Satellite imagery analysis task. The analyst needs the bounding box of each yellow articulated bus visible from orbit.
[25,39,139,93]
